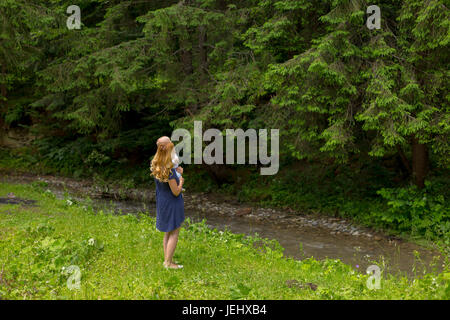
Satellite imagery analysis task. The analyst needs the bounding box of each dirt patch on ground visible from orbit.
[285,279,318,291]
[0,197,37,206]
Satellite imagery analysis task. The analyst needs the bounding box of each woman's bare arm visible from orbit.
[168,176,184,196]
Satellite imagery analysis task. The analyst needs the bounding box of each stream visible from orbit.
[1,171,445,278]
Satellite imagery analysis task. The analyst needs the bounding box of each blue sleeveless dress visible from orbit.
[155,168,185,232]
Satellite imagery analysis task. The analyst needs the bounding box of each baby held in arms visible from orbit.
[171,148,185,192]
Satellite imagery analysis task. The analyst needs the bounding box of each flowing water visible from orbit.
[91,197,443,278]
[1,172,445,278]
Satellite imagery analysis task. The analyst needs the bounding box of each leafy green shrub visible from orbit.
[376,183,449,242]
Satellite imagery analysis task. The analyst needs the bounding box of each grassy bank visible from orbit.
[1,146,449,249]
[0,182,449,300]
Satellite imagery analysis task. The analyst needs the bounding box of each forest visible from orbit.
[0,0,449,300]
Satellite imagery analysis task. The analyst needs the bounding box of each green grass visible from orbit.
[0,182,449,300]
[2,146,448,248]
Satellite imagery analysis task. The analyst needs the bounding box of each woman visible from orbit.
[150,137,185,269]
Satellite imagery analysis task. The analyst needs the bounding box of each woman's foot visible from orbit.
[163,261,183,269]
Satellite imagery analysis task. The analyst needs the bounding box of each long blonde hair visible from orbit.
[150,142,174,182]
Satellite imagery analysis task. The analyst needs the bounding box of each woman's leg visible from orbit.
[164,227,181,266]
[163,232,170,261]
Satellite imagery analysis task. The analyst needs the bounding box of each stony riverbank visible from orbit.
[1,169,446,276]
[0,169,391,242]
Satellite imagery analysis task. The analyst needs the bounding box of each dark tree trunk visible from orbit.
[181,46,193,75]
[217,0,227,10]
[198,25,208,77]
[397,145,412,175]
[0,63,7,129]
[1,64,6,104]
[411,136,429,188]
